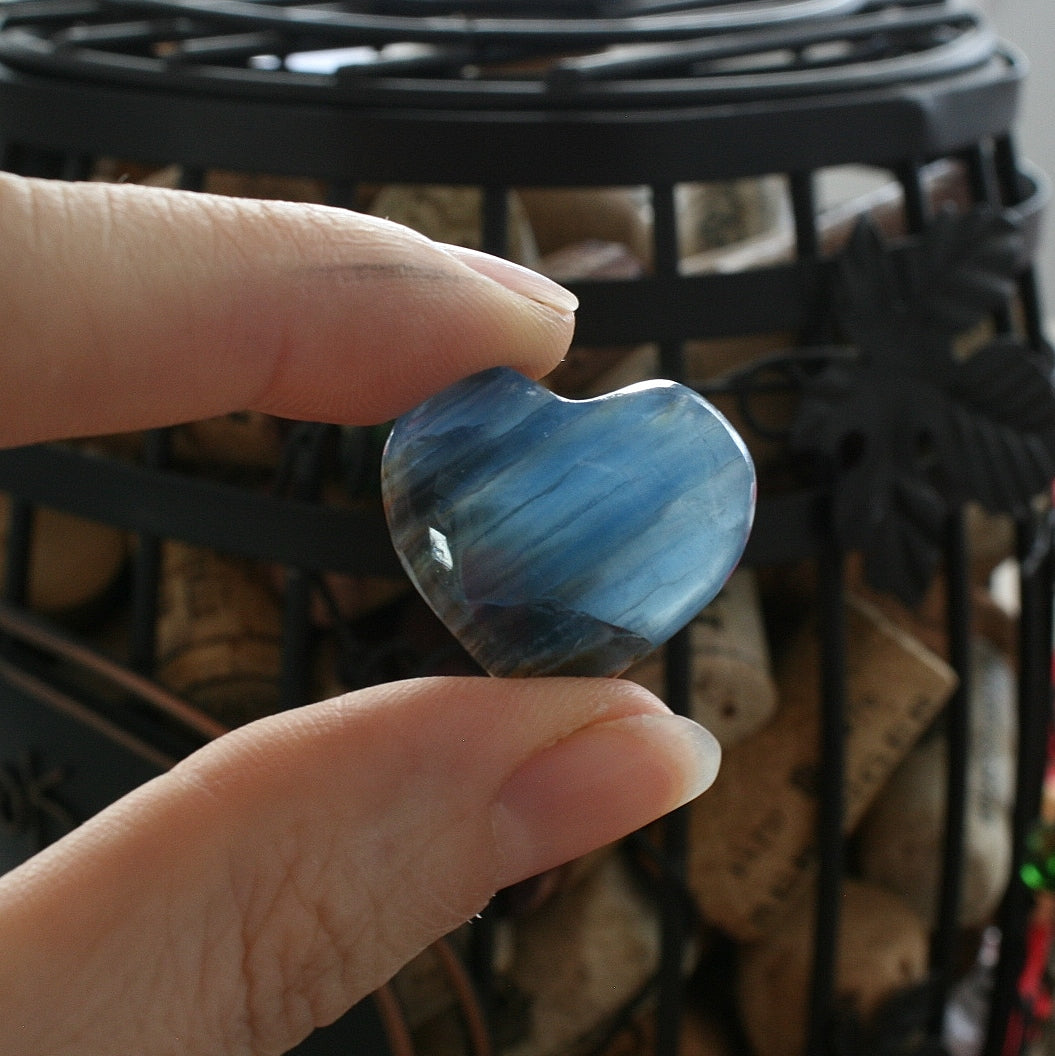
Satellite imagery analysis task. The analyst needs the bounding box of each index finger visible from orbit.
[0,174,577,448]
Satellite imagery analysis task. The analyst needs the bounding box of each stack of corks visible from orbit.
[20,161,1021,1056]
[686,549,1018,1056]
[673,584,952,1056]
[381,541,1017,1056]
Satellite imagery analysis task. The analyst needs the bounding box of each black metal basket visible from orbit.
[0,2,1052,1054]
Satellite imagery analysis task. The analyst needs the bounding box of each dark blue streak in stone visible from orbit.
[470,602,655,679]
[382,367,756,678]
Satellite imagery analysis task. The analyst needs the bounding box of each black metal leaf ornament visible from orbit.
[904,208,1023,337]
[942,335,1055,510]
[789,208,1055,606]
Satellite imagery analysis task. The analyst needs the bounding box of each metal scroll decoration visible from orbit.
[0,750,77,851]
[787,208,1055,606]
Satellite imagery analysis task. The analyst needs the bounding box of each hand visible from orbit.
[0,173,719,1055]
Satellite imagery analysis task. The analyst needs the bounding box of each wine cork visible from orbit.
[94,161,331,204]
[91,158,175,185]
[844,554,1019,664]
[546,344,656,400]
[677,160,971,278]
[369,184,539,267]
[686,594,957,941]
[539,239,648,399]
[846,553,949,658]
[966,503,1017,586]
[389,847,615,1041]
[265,482,411,630]
[389,932,472,1033]
[203,169,329,203]
[0,494,128,615]
[519,187,653,266]
[624,568,778,749]
[540,239,644,284]
[677,177,789,259]
[580,344,661,398]
[496,845,616,918]
[679,200,793,413]
[972,583,1018,661]
[858,636,1015,928]
[816,158,972,254]
[310,571,410,628]
[676,253,796,481]
[501,854,667,1056]
[736,879,929,1056]
[156,541,283,726]
[170,412,286,473]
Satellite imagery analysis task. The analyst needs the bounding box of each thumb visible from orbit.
[0,676,718,1056]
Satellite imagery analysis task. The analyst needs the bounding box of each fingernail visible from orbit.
[440,244,579,314]
[492,713,720,888]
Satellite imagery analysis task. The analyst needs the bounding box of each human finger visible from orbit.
[0,676,716,1056]
[0,173,577,447]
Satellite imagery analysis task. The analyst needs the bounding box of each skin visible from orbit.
[0,173,720,1056]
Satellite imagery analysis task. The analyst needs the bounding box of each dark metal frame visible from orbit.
[0,2,1052,1054]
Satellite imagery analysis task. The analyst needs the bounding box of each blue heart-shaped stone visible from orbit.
[381,367,755,678]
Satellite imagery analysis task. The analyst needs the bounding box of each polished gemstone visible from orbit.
[381,367,756,678]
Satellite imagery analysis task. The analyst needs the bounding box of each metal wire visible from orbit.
[0,0,996,109]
